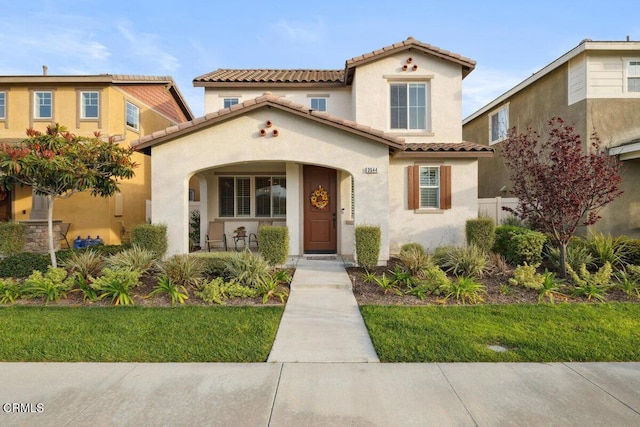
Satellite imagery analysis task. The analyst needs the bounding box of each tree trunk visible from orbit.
[559,241,568,279]
[47,195,57,268]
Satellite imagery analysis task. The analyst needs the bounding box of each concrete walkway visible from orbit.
[268,256,379,363]
[1,362,639,426]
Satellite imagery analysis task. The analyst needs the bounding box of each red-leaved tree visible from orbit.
[502,117,623,277]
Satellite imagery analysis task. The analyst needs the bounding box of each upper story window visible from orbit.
[223,98,239,108]
[81,91,99,119]
[489,104,509,144]
[390,83,427,130]
[34,91,52,119]
[310,98,327,112]
[126,101,140,131]
[627,60,640,92]
[0,92,5,119]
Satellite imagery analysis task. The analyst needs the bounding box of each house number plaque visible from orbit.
[364,167,378,174]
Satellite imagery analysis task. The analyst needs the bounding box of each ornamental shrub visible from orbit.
[623,239,640,266]
[190,252,236,278]
[400,243,425,255]
[0,222,25,256]
[0,252,50,278]
[465,217,495,253]
[258,225,289,266]
[355,225,381,270]
[493,225,546,265]
[130,223,167,258]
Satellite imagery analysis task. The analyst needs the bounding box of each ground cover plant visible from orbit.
[0,306,283,362]
[360,303,640,362]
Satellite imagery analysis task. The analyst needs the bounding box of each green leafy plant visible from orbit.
[614,269,640,300]
[0,222,25,255]
[388,265,414,288]
[400,242,426,255]
[191,252,236,278]
[485,253,512,279]
[189,210,201,250]
[256,277,289,304]
[545,242,595,273]
[567,262,612,302]
[465,217,495,253]
[60,249,104,281]
[509,263,544,290]
[441,276,486,304]
[355,225,381,271]
[130,223,168,259]
[225,250,272,288]
[90,268,141,306]
[493,225,546,265]
[0,278,22,304]
[362,270,377,284]
[0,252,50,278]
[22,267,73,303]
[622,239,640,265]
[405,264,449,299]
[538,270,565,303]
[432,244,487,278]
[150,276,189,305]
[196,277,256,304]
[157,254,205,289]
[397,246,431,276]
[585,231,629,268]
[272,269,292,285]
[70,272,99,302]
[257,225,289,266]
[106,245,156,274]
[373,273,402,295]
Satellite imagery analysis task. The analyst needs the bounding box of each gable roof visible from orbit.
[463,39,640,124]
[0,74,194,123]
[193,37,475,88]
[132,92,405,151]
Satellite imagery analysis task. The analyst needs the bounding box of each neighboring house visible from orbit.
[463,39,640,238]
[133,37,492,262]
[0,73,193,244]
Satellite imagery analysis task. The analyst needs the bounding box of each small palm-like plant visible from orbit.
[362,270,377,284]
[586,232,629,268]
[398,247,431,276]
[614,270,640,300]
[225,250,272,288]
[256,277,289,304]
[432,245,487,278]
[0,278,22,304]
[91,268,141,306]
[373,273,402,295]
[150,276,189,305]
[157,255,205,289]
[60,249,104,281]
[441,276,486,304]
[538,270,565,303]
[106,245,156,274]
[22,267,73,303]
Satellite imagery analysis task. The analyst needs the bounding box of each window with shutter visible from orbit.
[408,165,451,210]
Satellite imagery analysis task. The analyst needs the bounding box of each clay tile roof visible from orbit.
[401,142,494,153]
[132,94,404,150]
[194,69,345,85]
[345,36,476,78]
[117,84,192,124]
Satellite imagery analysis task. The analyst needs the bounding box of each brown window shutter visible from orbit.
[408,165,419,209]
[440,165,452,209]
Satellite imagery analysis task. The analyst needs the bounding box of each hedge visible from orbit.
[355,225,381,270]
[0,222,26,256]
[465,217,495,253]
[131,223,167,258]
[493,225,546,265]
[257,226,289,266]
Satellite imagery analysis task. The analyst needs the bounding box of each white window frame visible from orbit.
[488,104,509,145]
[126,101,140,131]
[624,58,640,93]
[255,176,286,218]
[310,97,327,112]
[419,166,440,209]
[390,82,429,131]
[0,91,5,119]
[218,175,287,218]
[34,91,53,119]
[80,91,100,119]
[223,98,239,108]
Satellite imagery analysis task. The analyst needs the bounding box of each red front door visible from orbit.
[303,165,337,253]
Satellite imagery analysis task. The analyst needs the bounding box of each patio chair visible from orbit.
[206,221,227,252]
[248,221,273,249]
[59,222,71,249]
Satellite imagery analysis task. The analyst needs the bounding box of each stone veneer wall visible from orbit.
[21,220,62,254]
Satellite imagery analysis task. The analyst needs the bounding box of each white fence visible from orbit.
[478,197,518,225]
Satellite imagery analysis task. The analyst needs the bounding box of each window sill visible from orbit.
[414,209,445,214]
[126,125,140,134]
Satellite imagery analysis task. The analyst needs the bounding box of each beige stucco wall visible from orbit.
[352,52,463,142]
[152,107,391,259]
[388,157,478,253]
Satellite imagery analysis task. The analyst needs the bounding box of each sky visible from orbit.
[1,0,638,119]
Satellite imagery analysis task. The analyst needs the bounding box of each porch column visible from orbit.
[152,172,189,257]
[354,171,390,264]
[198,174,208,248]
[286,162,301,256]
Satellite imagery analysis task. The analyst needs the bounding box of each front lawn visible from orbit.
[0,306,283,362]
[361,303,640,362]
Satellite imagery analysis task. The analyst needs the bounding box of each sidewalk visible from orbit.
[1,362,639,426]
[268,256,379,363]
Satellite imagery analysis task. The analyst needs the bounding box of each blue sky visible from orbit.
[1,0,638,118]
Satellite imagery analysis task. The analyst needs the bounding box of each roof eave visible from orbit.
[193,81,345,88]
[392,150,493,158]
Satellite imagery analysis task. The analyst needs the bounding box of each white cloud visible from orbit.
[116,21,180,72]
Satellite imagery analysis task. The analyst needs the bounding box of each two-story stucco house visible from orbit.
[133,37,492,262]
[463,39,640,238]
[0,73,193,245]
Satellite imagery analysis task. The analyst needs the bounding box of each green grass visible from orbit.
[0,306,283,362]
[360,303,640,362]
